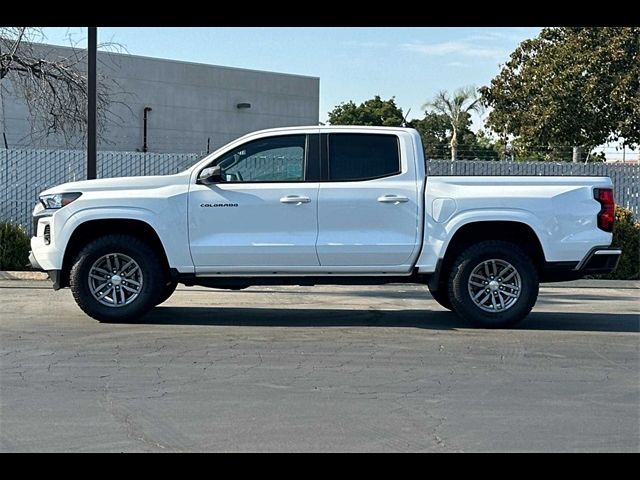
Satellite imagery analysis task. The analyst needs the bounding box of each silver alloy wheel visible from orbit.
[467,259,521,313]
[87,253,143,307]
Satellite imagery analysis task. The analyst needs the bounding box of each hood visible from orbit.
[40,173,186,195]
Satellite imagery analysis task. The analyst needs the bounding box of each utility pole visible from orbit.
[87,27,97,180]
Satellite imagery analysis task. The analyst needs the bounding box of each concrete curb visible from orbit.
[0,271,638,289]
[0,271,49,281]
[542,279,640,289]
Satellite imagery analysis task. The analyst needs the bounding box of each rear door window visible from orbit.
[327,133,400,181]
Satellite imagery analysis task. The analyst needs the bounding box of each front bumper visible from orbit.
[30,234,62,272]
[28,249,62,290]
[30,201,66,289]
[29,251,43,271]
[30,250,62,289]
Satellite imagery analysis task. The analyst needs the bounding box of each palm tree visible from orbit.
[423,87,483,161]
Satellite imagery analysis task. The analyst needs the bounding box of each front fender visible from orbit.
[53,205,193,273]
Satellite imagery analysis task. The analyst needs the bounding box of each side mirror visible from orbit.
[197,165,223,185]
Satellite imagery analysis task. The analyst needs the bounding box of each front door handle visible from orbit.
[377,194,409,204]
[280,195,311,204]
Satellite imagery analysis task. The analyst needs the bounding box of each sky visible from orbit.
[39,27,542,128]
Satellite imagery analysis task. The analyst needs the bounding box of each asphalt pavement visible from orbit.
[1,279,638,452]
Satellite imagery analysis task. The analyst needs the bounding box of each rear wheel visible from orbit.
[70,234,166,322]
[157,280,178,305]
[448,240,538,328]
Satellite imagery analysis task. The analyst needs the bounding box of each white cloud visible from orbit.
[468,33,507,42]
[469,28,542,43]
[402,40,508,59]
[446,61,467,68]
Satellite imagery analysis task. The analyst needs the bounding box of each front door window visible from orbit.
[216,135,306,183]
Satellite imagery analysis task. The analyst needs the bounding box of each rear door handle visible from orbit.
[377,195,409,204]
[280,195,311,204]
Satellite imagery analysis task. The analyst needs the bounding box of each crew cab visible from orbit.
[29,126,621,327]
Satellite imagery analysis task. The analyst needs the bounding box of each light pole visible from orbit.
[87,27,97,180]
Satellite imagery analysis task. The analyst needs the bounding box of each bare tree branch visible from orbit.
[0,27,127,147]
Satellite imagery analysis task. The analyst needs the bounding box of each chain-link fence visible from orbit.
[1,149,202,235]
[1,147,639,235]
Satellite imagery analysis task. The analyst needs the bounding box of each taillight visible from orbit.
[594,188,615,232]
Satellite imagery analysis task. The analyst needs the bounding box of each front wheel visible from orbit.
[70,234,166,322]
[428,285,452,311]
[448,240,539,328]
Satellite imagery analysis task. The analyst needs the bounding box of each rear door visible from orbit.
[316,132,420,267]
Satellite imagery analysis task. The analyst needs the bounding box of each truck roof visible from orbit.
[247,125,418,135]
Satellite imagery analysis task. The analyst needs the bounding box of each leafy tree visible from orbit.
[328,94,500,161]
[408,111,500,161]
[465,129,502,161]
[407,112,450,159]
[481,27,640,162]
[327,95,405,126]
[422,86,483,161]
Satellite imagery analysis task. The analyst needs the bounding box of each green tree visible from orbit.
[422,86,483,161]
[407,112,450,159]
[328,94,501,161]
[327,95,405,126]
[466,129,502,161]
[408,111,500,161]
[481,27,640,162]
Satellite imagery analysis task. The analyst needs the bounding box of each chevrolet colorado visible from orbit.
[30,126,621,327]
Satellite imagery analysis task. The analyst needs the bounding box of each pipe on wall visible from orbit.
[143,106,152,153]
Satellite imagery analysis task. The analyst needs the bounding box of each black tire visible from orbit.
[70,234,166,322]
[157,280,178,305]
[428,285,453,310]
[448,240,538,328]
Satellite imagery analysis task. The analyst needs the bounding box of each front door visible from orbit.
[188,134,320,272]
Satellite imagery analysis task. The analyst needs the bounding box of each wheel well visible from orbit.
[433,221,545,289]
[60,219,169,288]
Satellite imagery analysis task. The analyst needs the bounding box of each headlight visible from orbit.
[39,192,82,210]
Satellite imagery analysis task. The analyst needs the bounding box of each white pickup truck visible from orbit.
[30,126,621,327]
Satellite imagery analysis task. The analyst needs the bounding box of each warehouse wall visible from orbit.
[0,43,320,153]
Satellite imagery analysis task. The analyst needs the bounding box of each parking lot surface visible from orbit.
[1,280,638,452]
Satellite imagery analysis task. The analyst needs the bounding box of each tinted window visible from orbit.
[216,135,306,182]
[328,133,400,181]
